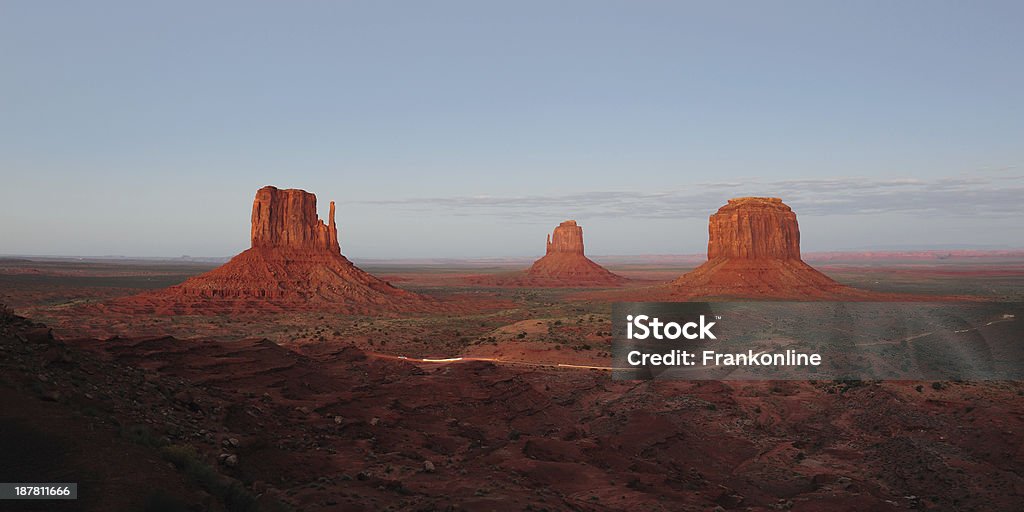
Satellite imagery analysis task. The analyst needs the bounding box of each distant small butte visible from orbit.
[466,219,627,287]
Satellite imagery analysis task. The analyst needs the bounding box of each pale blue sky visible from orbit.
[1,1,1021,258]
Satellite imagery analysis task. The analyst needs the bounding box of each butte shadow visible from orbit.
[467,220,628,288]
[584,197,971,302]
[109,186,454,315]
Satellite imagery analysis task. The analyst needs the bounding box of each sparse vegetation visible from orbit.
[121,424,166,448]
[160,444,258,512]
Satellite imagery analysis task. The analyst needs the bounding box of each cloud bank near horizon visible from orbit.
[355,171,1023,221]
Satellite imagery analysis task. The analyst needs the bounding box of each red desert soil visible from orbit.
[589,197,970,302]
[468,220,628,287]
[3,307,1022,511]
[106,186,469,315]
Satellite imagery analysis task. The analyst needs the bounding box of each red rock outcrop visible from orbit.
[667,197,885,299]
[250,186,339,252]
[470,220,626,287]
[707,198,801,260]
[665,197,863,298]
[588,197,914,301]
[545,220,585,255]
[117,186,436,314]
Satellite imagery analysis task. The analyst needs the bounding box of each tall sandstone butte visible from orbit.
[670,197,866,299]
[250,186,339,252]
[587,196,962,302]
[121,186,432,314]
[706,197,801,260]
[544,220,586,255]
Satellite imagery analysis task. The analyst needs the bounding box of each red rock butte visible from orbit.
[527,220,627,285]
[669,197,879,299]
[250,186,339,253]
[471,220,626,287]
[117,186,434,314]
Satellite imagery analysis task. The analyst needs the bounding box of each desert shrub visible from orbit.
[121,424,166,448]
[222,482,259,512]
[161,444,200,469]
[160,444,258,512]
[833,379,865,394]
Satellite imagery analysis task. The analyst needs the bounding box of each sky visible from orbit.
[1,1,1022,258]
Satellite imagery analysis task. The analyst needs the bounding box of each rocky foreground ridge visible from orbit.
[3,304,1020,511]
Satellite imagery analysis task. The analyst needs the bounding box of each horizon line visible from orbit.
[4,247,1024,263]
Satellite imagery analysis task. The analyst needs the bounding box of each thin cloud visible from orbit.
[355,172,1024,220]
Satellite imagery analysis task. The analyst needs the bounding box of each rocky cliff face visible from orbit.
[707,197,800,260]
[250,186,339,253]
[545,220,585,255]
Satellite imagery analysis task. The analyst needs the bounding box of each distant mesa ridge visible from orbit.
[115,185,434,314]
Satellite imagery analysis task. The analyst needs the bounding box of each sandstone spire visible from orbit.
[328,200,338,251]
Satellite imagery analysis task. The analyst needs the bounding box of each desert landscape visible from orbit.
[3,3,1022,510]
[2,187,1023,511]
